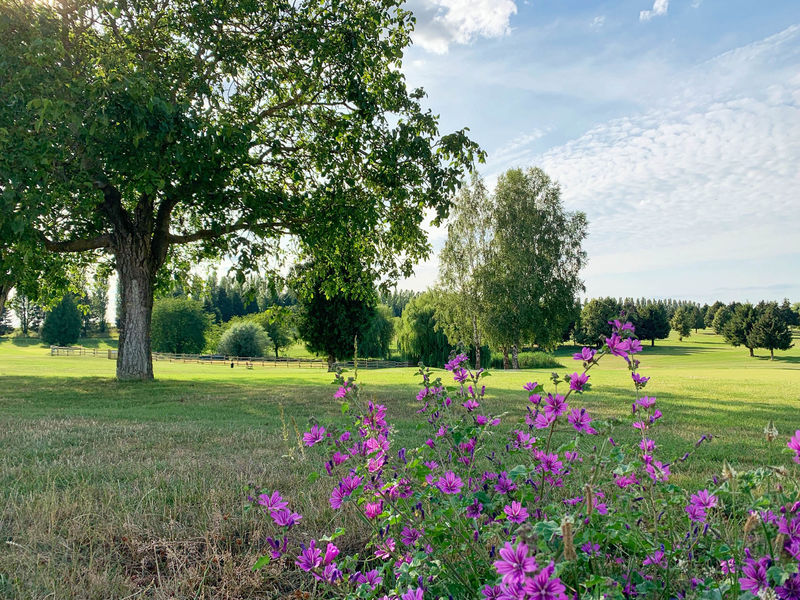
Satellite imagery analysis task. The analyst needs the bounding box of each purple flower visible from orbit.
[355,569,383,589]
[690,489,718,510]
[453,368,469,384]
[374,537,395,559]
[567,408,597,434]
[788,430,800,463]
[524,381,539,391]
[581,543,601,557]
[635,396,656,410]
[504,501,529,524]
[524,562,567,600]
[685,504,707,523]
[334,386,349,399]
[445,353,469,371]
[544,394,568,419]
[323,542,339,565]
[534,412,556,429]
[605,333,628,358]
[295,540,322,571]
[435,471,463,494]
[494,471,517,494]
[401,588,424,600]
[266,535,288,559]
[632,372,650,386]
[303,424,326,446]
[401,526,423,546]
[645,460,670,482]
[643,549,667,568]
[573,347,596,362]
[466,498,483,519]
[257,491,288,512]
[365,501,383,518]
[720,558,735,576]
[777,572,800,599]
[482,585,503,599]
[493,542,537,585]
[270,508,302,527]
[463,399,480,411]
[569,372,590,392]
[739,556,770,595]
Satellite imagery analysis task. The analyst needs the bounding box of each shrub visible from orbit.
[489,350,563,370]
[217,321,270,357]
[40,295,82,345]
[250,319,800,599]
[151,297,210,354]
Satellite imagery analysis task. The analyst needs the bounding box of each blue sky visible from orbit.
[396,0,800,303]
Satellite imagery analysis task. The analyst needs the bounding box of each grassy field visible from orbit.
[1,330,799,598]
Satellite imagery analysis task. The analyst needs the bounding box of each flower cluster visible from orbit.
[249,319,800,599]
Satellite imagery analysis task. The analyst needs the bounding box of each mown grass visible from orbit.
[1,330,799,598]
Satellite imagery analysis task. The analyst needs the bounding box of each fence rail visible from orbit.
[51,346,413,370]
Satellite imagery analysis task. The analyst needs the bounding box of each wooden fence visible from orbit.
[51,346,413,370]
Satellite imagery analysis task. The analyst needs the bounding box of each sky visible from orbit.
[395,0,800,303]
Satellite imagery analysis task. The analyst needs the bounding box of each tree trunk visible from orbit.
[651,338,655,347]
[749,347,754,357]
[0,282,10,316]
[472,315,480,370]
[274,344,279,359]
[327,352,336,372]
[115,243,155,380]
[770,347,774,360]
[502,346,510,370]
[511,344,520,370]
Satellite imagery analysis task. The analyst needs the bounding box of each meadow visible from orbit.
[1,330,799,598]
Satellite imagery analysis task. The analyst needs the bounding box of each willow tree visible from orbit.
[0,0,481,379]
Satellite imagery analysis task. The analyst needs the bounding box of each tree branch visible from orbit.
[42,234,112,253]
[166,220,290,245]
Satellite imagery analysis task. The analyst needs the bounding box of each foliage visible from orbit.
[748,302,794,359]
[40,295,82,346]
[397,291,454,367]
[670,305,693,341]
[381,290,418,318]
[358,305,395,360]
[573,297,621,346]
[217,322,270,358]
[489,350,563,370]
[10,293,45,336]
[250,307,297,359]
[436,174,493,369]
[712,305,733,335]
[0,306,11,335]
[779,299,799,328]
[631,302,670,346]
[0,0,481,379]
[295,263,376,368]
[723,303,758,356]
[151,297,210,354]
[254,319,800,599]
[480,168,587,363]
[705,301,725,328]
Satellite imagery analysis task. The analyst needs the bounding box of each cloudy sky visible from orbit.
[396,0,800,303]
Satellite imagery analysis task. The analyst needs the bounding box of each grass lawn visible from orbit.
[1,330,799,598]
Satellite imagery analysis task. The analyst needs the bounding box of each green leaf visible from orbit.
[251,554,271,570]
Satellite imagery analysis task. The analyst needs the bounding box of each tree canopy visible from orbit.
[480,168,586,365]
[151,297,209,354]
[0,0,481,379]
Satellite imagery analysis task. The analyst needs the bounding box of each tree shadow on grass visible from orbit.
[753,354,800,365]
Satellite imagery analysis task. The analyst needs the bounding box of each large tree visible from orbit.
[748,303,793,360]
[480,167,587,367]
[722,303,758,356]
[632,302,670,347]
[436,174,492,369]
[0,0,480,380]
[574,298,621,347]
[397,291,453,368]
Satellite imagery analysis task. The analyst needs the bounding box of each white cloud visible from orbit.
[399,26,800,300]
[407,0,518,54]
[640,0,669,22]
[591,15,606,29]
